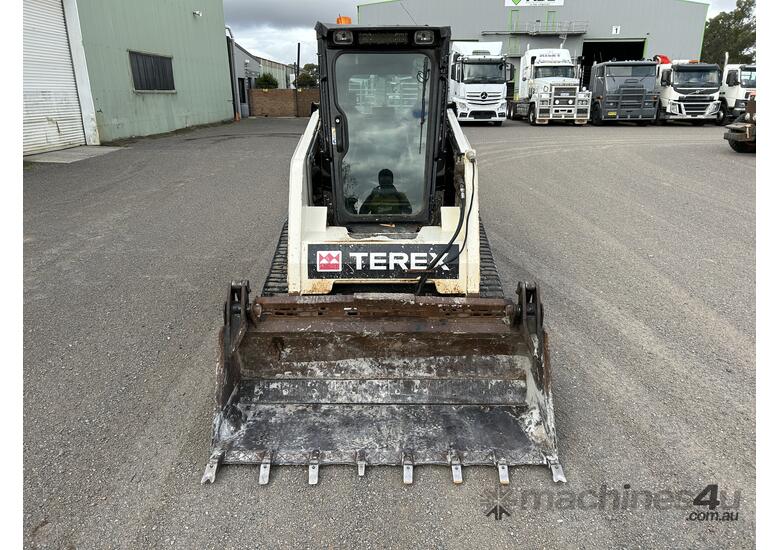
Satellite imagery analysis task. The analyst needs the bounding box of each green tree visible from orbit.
[255,72,279,89]
[294,63,319,89]
[701,0,755,64]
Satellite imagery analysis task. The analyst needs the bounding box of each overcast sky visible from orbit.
[223,0,738,66]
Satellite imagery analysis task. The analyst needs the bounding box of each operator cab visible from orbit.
[313,23,451,227]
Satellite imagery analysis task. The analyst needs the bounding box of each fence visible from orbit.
[249,89,320,117]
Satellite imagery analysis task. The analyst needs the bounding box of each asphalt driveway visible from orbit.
[24,117,755,549]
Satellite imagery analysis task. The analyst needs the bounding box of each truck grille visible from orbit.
[680,96,714,115]
[606,86,647,109]
[552,86,578,99]
[465,91,502,105]
[469,110,496,119]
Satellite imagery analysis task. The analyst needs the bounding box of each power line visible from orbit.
[399,1,418,25]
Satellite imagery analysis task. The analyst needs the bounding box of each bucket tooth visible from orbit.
[548,459,567,483]
[497,459,510,485]
[259,453,272,485]
[402,452,414,485]
[356,450,367,477]
[308,451,320,485]
[449,451,463,485]
[201,450,223,484]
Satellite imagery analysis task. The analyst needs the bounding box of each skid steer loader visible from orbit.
[202,23,565,486]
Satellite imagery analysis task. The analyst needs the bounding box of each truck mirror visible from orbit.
[506,63,515,82]
[726,71,738,86]
[661,69,671,87]
[530,56,536,66]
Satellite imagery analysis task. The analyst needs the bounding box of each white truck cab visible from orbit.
[448,42,511,125]
[719,58,756,123]
[655,56,721,124]
[508,48,590,125]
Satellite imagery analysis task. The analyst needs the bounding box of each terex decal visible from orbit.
[308,244,459,280]
[317,251,342,272]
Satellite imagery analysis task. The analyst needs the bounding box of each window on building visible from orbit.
[129,52,175,91]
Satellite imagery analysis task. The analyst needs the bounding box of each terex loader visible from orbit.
[202,23,565,486]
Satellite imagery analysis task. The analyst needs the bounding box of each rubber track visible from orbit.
[261,221,289,296]
[261,219,504,299]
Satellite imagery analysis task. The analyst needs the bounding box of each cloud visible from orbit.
[224,0,359,64]
[223,0,740,64]
[230,25,319,65]
[224,0,358,31]
[705,0,738,17]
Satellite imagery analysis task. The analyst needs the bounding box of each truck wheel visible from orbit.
[528,106,538,125]
[592,105,603,126]
[654,106,667,126]
[716,101,729,126]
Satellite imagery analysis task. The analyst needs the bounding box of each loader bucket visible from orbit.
[202,281,565,485]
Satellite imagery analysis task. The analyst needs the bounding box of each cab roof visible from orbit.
[315,22,451,40]
[594,60,657,66]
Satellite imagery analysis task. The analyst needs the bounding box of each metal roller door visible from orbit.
[23,0,86,155]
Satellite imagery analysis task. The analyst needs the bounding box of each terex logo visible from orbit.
[309,244,459,280]
[348,251,451,272]
[317,251,342,272]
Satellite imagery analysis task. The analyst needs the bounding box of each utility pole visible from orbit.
[295,42,301,117]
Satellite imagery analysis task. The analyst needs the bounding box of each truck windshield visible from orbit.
[741,67,756,88]
[605,65,656,78]
[604,65,655,91]
[673,68,720,87]
[462,62,505,83]
[534,65,575,79]
[335,52,432,217]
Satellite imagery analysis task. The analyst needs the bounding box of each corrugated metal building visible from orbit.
[231,41,294,117]
[232,42,264,118]
[23,0,235,154]
[255,56,294,90]
[358,0,709,86]
[23,0,98,154]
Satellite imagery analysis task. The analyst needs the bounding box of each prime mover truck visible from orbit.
[508,48,590,125]
[448,41,512,125]
[655,56,721,124]
[589,60,658,125]
[718,52,756,124]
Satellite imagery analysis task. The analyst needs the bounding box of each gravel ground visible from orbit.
[24,117,755,549]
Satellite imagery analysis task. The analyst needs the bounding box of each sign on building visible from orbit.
[505,0,565,6]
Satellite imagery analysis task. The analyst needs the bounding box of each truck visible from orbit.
[448,41,511,125]
[655,56,721,124]
[718,53,756,124]
[589,60,658,125]
[724,93,756,153]
[507,48,591,125]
